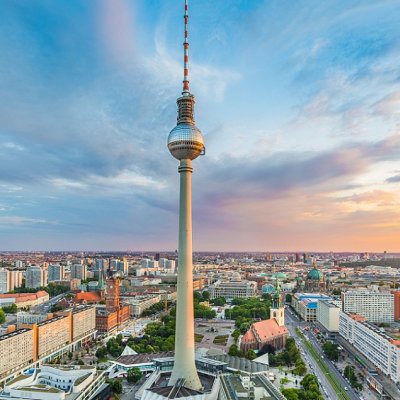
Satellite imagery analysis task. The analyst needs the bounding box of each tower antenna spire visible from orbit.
[183,0,190,95]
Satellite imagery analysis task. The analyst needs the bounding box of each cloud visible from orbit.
[386,173,400,183]
[0,216,48,226]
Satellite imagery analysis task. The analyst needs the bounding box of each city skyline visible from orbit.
[1,0,400,252]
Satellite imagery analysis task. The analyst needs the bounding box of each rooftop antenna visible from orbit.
[182,0,190,95]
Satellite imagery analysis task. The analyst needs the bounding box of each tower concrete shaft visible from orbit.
[169,159,202,390]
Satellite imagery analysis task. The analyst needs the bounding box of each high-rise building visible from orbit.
[342,291,394,323]
[0,269,12,294]
[116,260,129,275]
[71,264,87,281]
[166,0,206,390]
[48,264,65,282]
[10,270,23,289]
[26,266,47,289]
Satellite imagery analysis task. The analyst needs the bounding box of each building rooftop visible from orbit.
[0,328,30,342]
[115,351,175,366]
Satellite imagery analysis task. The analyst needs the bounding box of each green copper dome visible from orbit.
[307,267,322,280]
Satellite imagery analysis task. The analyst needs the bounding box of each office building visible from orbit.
[209,276,257,300]
[120,294,161,317]
[342,291,394,323]
[317,299,341,332]
[291,293,331,322]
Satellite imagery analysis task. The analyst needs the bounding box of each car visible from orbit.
[344,387,348,391]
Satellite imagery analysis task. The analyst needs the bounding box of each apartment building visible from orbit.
[0,306,97,383]
[70,264,87,281]
[26,266,47,289]
[36,315,71,359]
[340,312,400,383]
[71,306,96,341]
[48,264,65,282]
[342,291,394,323]
[0,269,12,294]
[0,328,35,379]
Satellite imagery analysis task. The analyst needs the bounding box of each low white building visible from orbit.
[209,277,257,300]
[120,294,161,317]
[1,364,103,400]
[339,312,400,383]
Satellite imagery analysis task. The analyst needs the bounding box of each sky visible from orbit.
[0,0,400,252]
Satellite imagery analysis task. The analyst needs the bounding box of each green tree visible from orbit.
[127,367,142,384]
[202,291,210,301]
[112,379,123,394]
[281,388,300,400]
[2,303,17,313]
[210,296,226,306]
[228,344,242,357]
[285,294,292,303]
[322,341,339,361]
[0,308,5,324]
[245,349,257,360]
[231,329,241,343]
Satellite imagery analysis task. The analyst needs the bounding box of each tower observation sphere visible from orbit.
[167,122,205,161]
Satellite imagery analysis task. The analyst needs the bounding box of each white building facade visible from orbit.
[342,291,394,323]
[0,269,12,294]
[339,312,400,382]
[317,300,341,332]
[209,279,257,300]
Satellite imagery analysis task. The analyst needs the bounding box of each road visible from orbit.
[285,310,337,400]
[31,293,67,313]
[285,307,360,400]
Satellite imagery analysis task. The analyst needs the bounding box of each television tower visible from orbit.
[167,0,204,390]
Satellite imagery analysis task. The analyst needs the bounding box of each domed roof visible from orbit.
[275,272,286,279]
[307,267,322,280]
[262,284,274,293]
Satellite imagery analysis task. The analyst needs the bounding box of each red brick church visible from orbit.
[240,280,288,353]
